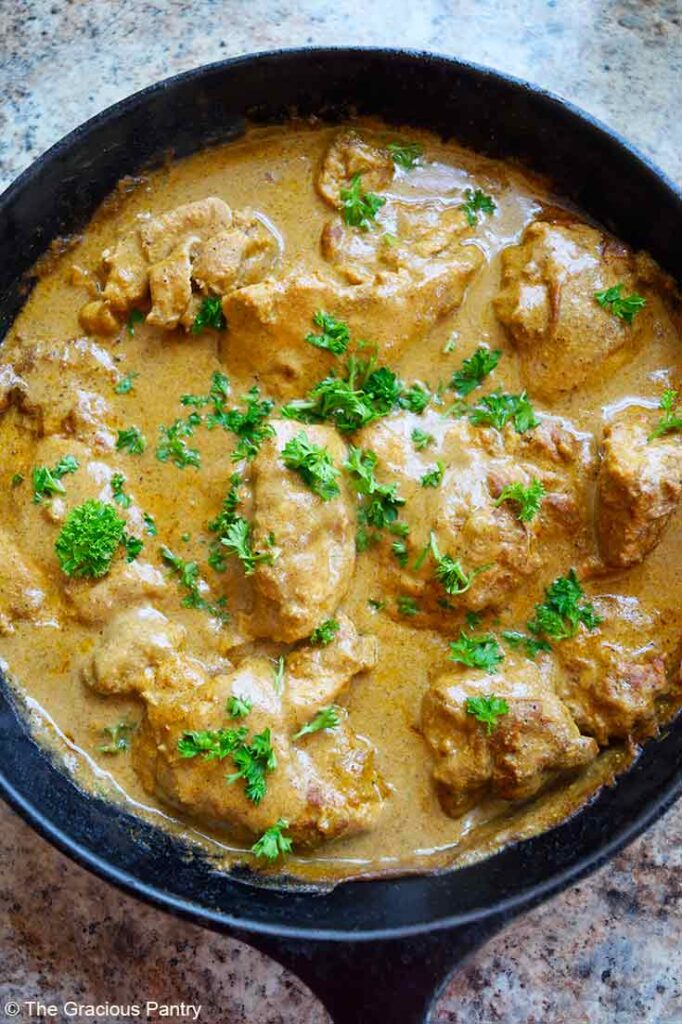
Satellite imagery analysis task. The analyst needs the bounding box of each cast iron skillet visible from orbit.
[0,48,681,1024]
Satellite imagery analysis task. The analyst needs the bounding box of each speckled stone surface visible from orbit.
[1,2,681,1022]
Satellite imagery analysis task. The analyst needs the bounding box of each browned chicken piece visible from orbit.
[355,410,593,626]
[494,220,651,398]
[84,608,384,846]
[321,200,478,286]
[316,129,394,208]
[555,595,672,744]
[221,243,481,398]
[597,414,682,568]
[247,421,356,643]
[78,198,280,335]
[422,656,597,817]
[0,338,118,446]
[0,528,49,635]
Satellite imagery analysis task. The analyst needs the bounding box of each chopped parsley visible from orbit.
[399,382,431,414]
[595,284,646,324]
[179,721,277,806]
[451,347,501,397]
[449,631,504,671]
[368,598,386,612]
[412,428,435,451]
[98,719,136,754]
[281,431,341,501]
[494,478,545,522]
[345,445,406,550]
[143,512,157,536]
[111,472,132,509]
[156,418,201,469]
[10,473,24,488]
[467,390,538,434]
[116,426,146,455]
[465,694,509,734]
[429,532,491,596]
[420,461,445,489]
[160,545,228,622]
[392,539,409,567]
[251,818,293,861]
[306,311,350,355]
[227,695,252,719]
[191,295,227,333]
[397,595,419,617]
[122,534,143,562]
[461,188,496,227]
[220,517,274,575]
[340,173,386,230]
[387,140,423,170]
[32,454,79,503]
[649,388,682,441]
[114,371,139,395]
[216,386,275,461]
[527,569,601,642]
[293,705,341,740]
[181,371,231,412]
[309,619,340,646]
[501,630,551,658]
[126,309,144,336]
[55,500,126,578]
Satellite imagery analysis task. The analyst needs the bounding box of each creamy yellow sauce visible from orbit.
[1,121,680,882]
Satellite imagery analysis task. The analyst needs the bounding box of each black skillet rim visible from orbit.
[0,46,681,942]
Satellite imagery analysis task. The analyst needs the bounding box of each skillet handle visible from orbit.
[240,914,507,1024]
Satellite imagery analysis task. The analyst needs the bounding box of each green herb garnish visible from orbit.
[116,426,146,455]
[397,595,419,617]
[340,173,385,230]
[649,388,682,441]
[527,569,601,642]
[449,631,504,671]
[156,418,201,469]
[160,545,228,622]
[114,372,139,395]
[306,311,350,355]
[595,284,646,324]
[429,532,490,596]
[251,818,293,861]
[143,512,157,536]
[292,705,341,740]
[420,461,444,489]
[32,454,79,503]
[411,428,434,451]
[220,517,274,576]
[461,188,496,227]
[227,695,252,719]
[55,500,126,578]
[387,141,423,170]
[501,630,552,658]
[465,694,509,734]
[281,431,341,501]
[111,472,132,509]
[451,347,501,397]
[99,719,136,754]
[126,309,144,336]
[494,478,545,522]
[309,619,340,646]
[468,390,538,434]
[191,296,227,333]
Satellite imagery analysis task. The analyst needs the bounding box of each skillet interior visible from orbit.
[0,47,681,943]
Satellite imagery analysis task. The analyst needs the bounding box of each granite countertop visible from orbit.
[1,1,681,1021]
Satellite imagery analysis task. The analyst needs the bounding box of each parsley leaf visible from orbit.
[309,619,340,646]
[143,512,157,537]
[160,545,229,622]
[306,311,350,355]
[220,517,274,575]
[191,296,227,334]
[397,595,419,617]
[55,500,126,578]
[387,140,423,170]
[281,431,341,501]
[178,726,247,760]
[399,382,431,414]
[226,727,277,804]
[32,454,79,504]
[156,418,201,469]
[451,347,501,397]
[420,461,445,489]
[213,386,275,461]
[114,371,139,395]
[111,472,132,509]
[251,818,293,861]
[649,388,682,441]
[345,446,406,535]
[461,188,496,227]
[428,532,491,596]
[227,695,252,719]
[126,309,144,336]
[468,390,538,434]
[595,284,646,324]
[449,631,504,671]
[293,705,341,740]
[465,694,509,734]
[122,533,143,562]
[527,569,601,642]
[411,428,435,451]
[10,473,24,488]
[392,539,409,566]
[340,173,386,230]
[494,478,545,522]
[501,630,551,658]
[99,719,136,754]
[116,426,146,455]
